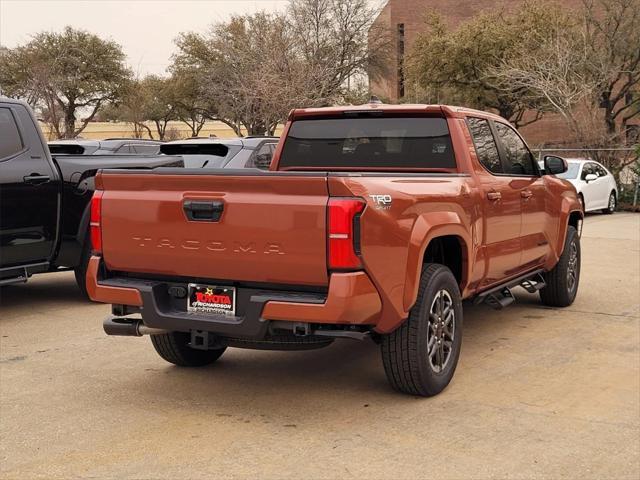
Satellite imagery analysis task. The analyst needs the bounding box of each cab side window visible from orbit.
[466,117,502,174]
[0,108,24,160]
[581,163,595,180]
[115,144,133,154]
[493,122,536,176]
[595,164,608,177]
[132,144,161,154]
[247,142,276,170]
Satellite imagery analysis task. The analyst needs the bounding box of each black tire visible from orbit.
[74,239,91,299]
[151,332,226,367]
[602,191,616,214]
[579,194,585,213]
[381,263,463,397]
[540,225,580,307]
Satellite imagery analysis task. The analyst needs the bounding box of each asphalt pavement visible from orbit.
[1,213,639,479]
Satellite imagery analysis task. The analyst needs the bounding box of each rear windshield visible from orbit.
[279,116,456,170]
[49,144,86,155]
[161,143,229,157]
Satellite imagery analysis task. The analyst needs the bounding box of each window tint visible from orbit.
[247,142,276,170]
[556,162,580,179]
[595,164,607,177]
[494,122,536,176]
[466,117,502,174]
[132,144,160,154]
[114,145,133,154]
[0,108,24,159]
[279,117,456,170]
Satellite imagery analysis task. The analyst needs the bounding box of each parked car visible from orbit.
[553,158,618,214]
[87,103,583,397]
[48,138,163,155]
[0,98,182,296]
[160,137,279,169]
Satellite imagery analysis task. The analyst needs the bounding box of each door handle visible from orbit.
[23,173,50,185]
[487,191,502,201]
[521,190,533,199]
[183,200,224,222]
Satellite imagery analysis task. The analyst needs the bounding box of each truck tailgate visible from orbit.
[98,171,329,286]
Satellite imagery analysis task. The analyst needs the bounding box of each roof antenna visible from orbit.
[369,95,383,105]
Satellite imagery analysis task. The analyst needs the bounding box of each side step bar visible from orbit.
[0,261,50,286]
[474,270,546,310]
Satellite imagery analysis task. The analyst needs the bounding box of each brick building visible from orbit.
[369,0,600,148]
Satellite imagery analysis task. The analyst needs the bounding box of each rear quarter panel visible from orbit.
[328,174,478,333]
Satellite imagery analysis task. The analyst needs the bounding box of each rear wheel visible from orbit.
[151,332,226,367]
[602,191,616,214]
[540,226,580,307]
[381,263,463,397]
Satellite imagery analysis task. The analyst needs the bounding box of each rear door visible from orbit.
[99,171,329,286]
[466,117,523,285]
[591,162,611,209]
[0,103,60,269]
[492,121,548,269]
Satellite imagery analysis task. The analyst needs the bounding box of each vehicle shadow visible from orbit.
[108,293,550,416]
[0,271,88,309]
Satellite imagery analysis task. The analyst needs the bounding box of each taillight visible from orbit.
[90,191,104,255]
[328,197,365,270]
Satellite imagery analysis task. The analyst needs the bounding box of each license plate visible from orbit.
[187,284,236,316]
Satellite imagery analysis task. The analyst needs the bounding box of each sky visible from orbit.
[0,0,291,76]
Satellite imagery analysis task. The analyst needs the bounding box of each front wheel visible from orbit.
[381,263,463,397]
[540,225,580,307]
[151,332,226,367]
[602,191,616,214]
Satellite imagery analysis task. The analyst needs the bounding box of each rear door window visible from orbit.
[493,122,537,176]
[246,142,277,170]
[0,108,24,160]
[279,116,456,170]
[466,117,502,174]
[132,144,161,154]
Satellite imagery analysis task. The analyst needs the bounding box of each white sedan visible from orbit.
[552,158,618,214]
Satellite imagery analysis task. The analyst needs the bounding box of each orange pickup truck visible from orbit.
[87,104,583,396]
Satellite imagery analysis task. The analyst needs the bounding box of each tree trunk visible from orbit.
[154,120,167,140]
[63,106,76,139]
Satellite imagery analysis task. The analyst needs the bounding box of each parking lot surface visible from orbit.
[1,213,639,479]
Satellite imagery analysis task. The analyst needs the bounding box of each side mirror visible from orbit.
[584,173,598,182]
[543,155,568,175]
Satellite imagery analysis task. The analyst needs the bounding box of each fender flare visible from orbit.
[402,212,472,312]
[555,194,584,261]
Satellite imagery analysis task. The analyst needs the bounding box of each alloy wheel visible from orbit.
[566,240,579,293]
[427,289,455,373]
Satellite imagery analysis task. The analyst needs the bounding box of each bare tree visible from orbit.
[288,0,391,98]
[582,0,640,137]
[171,0,390,136]
[491,0,640,178]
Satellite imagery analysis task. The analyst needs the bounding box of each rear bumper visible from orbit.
[87,256,382,339]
